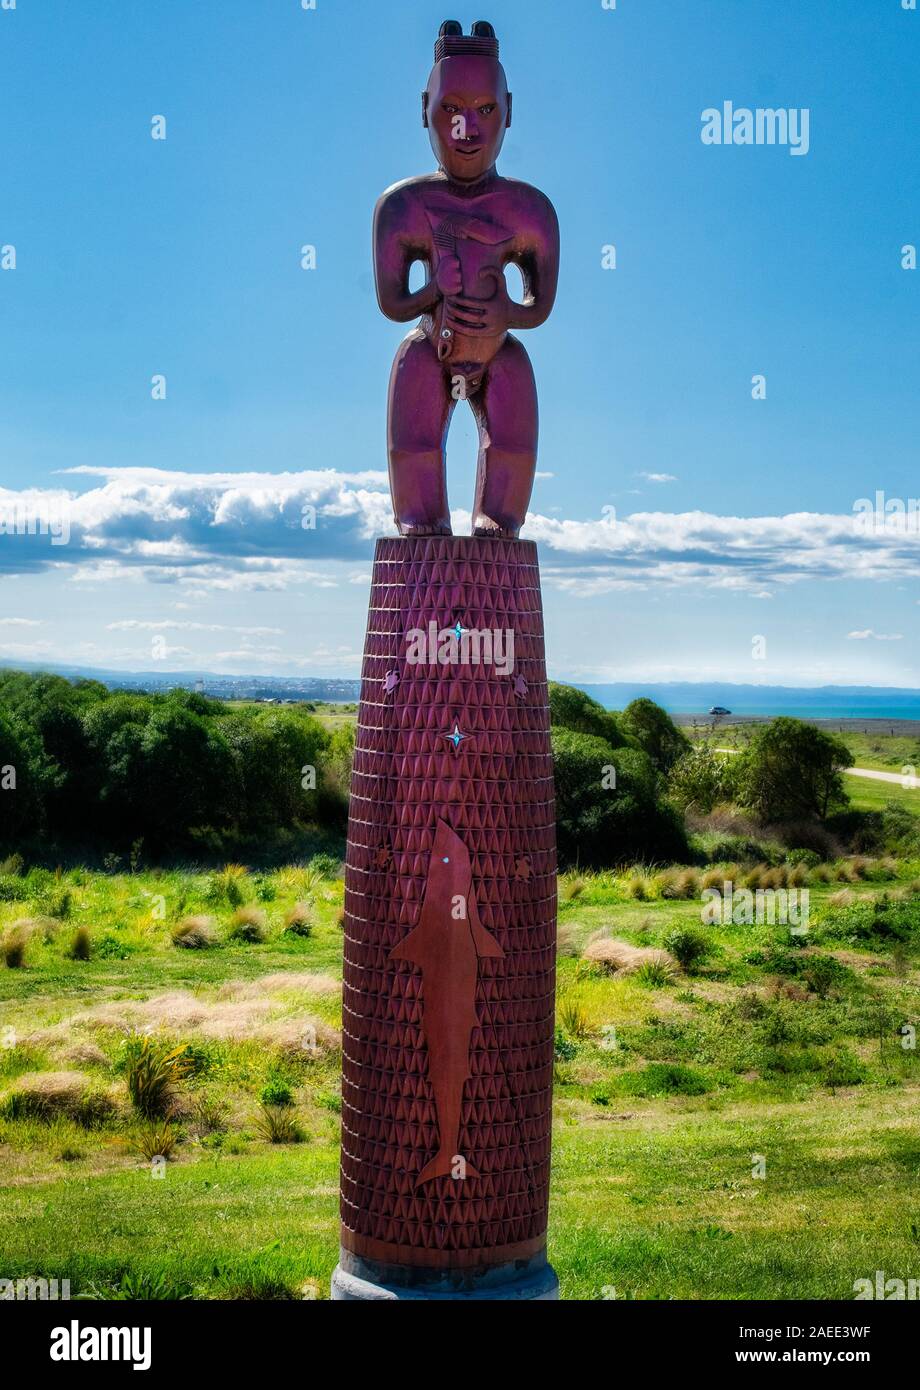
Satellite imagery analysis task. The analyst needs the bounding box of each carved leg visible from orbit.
[469,334,538,539]
[387,329,455,536]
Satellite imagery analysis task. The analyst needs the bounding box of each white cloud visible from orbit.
[847,629,903,641]
[106,620,284,635]
[0,467,917,601]
[638,472,678,483]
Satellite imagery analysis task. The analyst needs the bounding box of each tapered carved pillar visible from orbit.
[332,536,558,1299]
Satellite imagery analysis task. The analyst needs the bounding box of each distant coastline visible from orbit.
[3,661,920,724]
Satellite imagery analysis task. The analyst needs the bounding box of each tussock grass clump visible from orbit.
[761,865,789,891]
[836,857,874,884]
[60,1041,109,1068]
[67,925,92,961]
[121,1036,192,1119]
[559,872,586,902]
[0,1071,116,1126]
[283,902,313,937]
[171,915,218,950]
[228,906,267,943]
[583,938,677,979]
[255,1103,303,1144]
[828,888,857,909]
[626,872,656,901]
[700,867,726,891]
[555,923,582,958]
[660,867,699,900]
[2,924,29,969]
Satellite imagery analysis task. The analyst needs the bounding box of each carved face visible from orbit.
[424,55,510,183]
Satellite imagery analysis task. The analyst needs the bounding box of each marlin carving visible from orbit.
[389,818,504,1187]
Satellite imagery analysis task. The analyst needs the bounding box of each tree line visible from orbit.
[0,670,853,866]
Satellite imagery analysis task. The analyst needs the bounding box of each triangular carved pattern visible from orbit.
[340,538,558,1260]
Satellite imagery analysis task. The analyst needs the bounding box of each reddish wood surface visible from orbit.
[339,535,557,1269]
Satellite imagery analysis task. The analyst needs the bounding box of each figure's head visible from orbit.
[422,20,511,184]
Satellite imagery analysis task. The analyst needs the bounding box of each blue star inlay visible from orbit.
[452,620,468,643]
[444,722,467,751]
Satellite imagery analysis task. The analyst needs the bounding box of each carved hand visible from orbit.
[435,254,463,297]
[444,267,511,337]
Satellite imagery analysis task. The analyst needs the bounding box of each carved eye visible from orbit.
[478,105,495,116]
[442,103,460,115]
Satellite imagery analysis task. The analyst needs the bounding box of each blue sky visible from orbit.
[1,0,918,687]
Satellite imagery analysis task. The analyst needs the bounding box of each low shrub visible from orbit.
[260,1077,294,1108]
[308,853,341,879]
[663,926,711,972]
[823,1046,866,1089]
[620,1063,710,1097]
[786,848,821,869]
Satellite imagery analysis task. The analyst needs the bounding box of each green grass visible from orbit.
[843,773,920,813]
[2,848,920,1299]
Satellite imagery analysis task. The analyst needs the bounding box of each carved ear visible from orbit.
[422,90,429,128]
[506,92,513,128]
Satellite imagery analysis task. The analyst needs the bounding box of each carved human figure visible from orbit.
[373,20,560,538]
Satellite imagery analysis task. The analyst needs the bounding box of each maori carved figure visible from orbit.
[374,20,560,539]
[334,20,560,1302]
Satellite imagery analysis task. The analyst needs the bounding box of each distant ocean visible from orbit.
[5,662,920,723]
[574,683,920,722]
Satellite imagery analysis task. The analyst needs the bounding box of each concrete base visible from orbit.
[331,1248,559,1301]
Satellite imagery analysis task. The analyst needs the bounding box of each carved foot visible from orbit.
[400,523,453,538]
[473,523,520,540]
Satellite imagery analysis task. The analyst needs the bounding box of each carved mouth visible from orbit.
[454,146,483,157]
